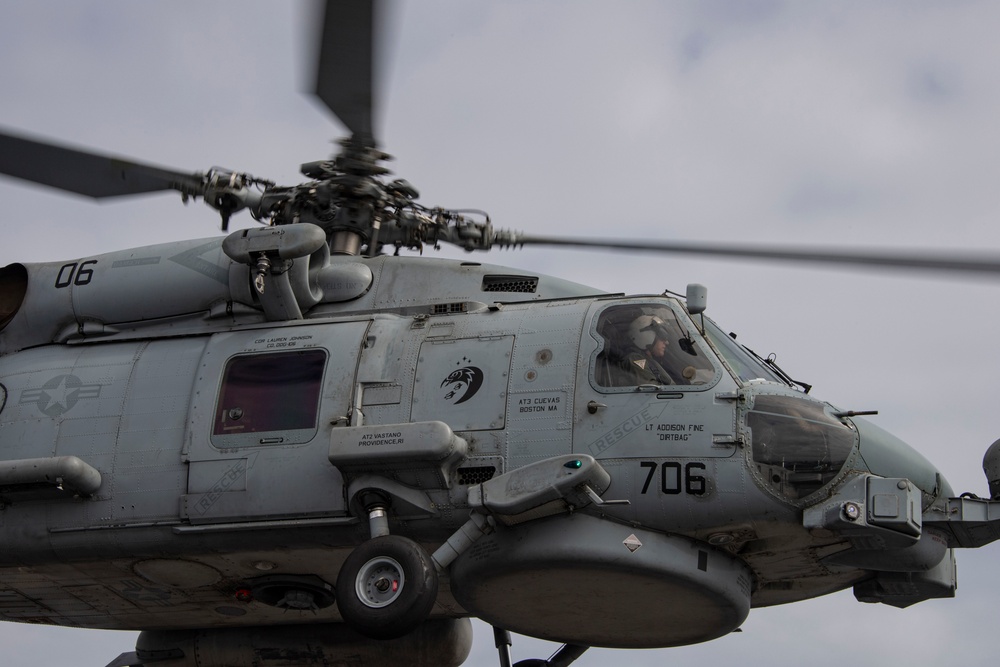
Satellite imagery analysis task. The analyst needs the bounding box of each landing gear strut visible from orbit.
[492,626,589,667]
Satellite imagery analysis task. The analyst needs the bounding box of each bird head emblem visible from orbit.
[440,366,484,405]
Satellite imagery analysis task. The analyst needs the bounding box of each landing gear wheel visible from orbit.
[336,535,439,639]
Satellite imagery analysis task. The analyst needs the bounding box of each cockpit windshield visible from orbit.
[701,317,787,386]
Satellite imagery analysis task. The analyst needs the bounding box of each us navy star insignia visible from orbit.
[20,374,103,417]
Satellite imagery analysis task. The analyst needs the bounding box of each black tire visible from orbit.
[336,535,439,639]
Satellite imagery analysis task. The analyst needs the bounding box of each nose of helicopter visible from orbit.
[745,392,952,505]
[851,416,953,501]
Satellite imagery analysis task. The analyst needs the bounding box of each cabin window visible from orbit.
[212,348,326,446]
[594,304,717,389]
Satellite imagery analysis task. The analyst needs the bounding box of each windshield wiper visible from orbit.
[742,344,812,393]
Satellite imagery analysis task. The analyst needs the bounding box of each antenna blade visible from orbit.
[511,235,1000,277]
[0,129,203,199]
[314,0,378,145]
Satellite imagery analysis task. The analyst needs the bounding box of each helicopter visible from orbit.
[2,2,1000,666]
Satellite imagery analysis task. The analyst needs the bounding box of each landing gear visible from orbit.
[492,626,589,667]
[336,534,439,639]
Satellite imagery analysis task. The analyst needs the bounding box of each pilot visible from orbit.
[625,314,675,385]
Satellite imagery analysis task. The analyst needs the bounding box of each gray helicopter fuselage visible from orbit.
[0,236,958,635]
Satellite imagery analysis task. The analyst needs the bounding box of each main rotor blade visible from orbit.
[314,0,378,145]
[511,235,1000,276]
[0,129,204,199]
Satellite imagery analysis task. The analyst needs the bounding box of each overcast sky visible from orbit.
[2,1,1000,665]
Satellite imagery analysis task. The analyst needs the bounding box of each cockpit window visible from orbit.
[747,394,857,501]
[702,318,786,385]
[594,304,716,388]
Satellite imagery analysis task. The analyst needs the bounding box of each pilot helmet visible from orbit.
[628,315,669,350]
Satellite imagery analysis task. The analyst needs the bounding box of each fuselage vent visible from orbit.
[457,466,497,485]
[482,275,538,293]
[433,302,468,315]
